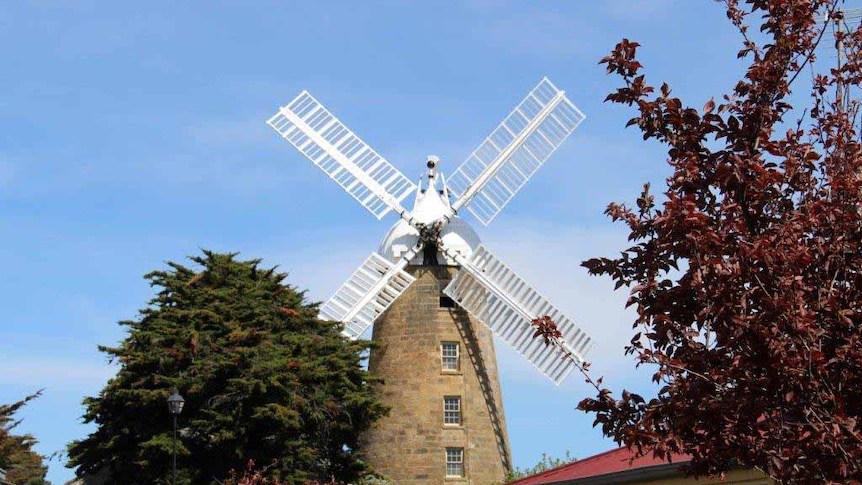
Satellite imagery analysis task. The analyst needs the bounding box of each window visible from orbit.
[439,282,456,308]
[441,342,459,371]
[446,447,464,477]
[444,396,461,425]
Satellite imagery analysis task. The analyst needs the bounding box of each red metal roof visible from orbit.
[507,447,693,485]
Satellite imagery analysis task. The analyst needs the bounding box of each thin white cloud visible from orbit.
[251,226,385,303]
[185,116,275,147]
[0,160,13,189]
[605,0,676,22]
[460,3,600,61]
[482,11,598,61]
[0,358,116,393]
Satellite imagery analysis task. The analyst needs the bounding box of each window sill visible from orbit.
[441,370,463,376]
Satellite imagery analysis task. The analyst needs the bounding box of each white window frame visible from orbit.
[444,396,461,426]
[446,447,464,477]
[441,342,459,371]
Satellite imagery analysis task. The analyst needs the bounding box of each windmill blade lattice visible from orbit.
[443,245,593,385]
[267,91,417,220]
[319,251,417,340]
[448,78,585,226]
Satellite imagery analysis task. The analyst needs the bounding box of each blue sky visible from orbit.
[0,1,824,483]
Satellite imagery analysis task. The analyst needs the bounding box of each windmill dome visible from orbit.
[378,215,481,265]
[378,178,481,265]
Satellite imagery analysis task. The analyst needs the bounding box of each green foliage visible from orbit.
[67,251,387,484]
[504,451,576,483]
[0,391,51,485]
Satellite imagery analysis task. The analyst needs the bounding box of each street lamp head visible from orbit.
[167,390,184,485]
[167,390,185,416]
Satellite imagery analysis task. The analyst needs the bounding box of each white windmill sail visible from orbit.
[267,91,416,220]
[319,251,418,340]
[448,78,585,226]
[443,245,593,385]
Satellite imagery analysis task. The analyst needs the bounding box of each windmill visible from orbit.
[821,7,862,110]
[267,78,593,484]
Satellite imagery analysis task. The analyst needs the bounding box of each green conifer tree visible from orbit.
[0,392,50,485]
[67,251,386,484]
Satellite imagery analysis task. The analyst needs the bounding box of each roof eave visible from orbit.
[549,462,686,485]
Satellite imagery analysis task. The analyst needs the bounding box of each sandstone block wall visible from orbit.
[362,266,510,484]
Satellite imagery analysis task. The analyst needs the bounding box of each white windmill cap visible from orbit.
[378,180,480,265]
[378,216,481,265]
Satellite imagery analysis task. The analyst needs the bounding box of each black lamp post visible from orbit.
[167,390,185,485]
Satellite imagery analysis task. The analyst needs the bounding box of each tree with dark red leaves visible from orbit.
[535,0,862,482]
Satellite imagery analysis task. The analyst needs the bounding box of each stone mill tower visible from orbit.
[266,78,594,485]
[361,169,511,483]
